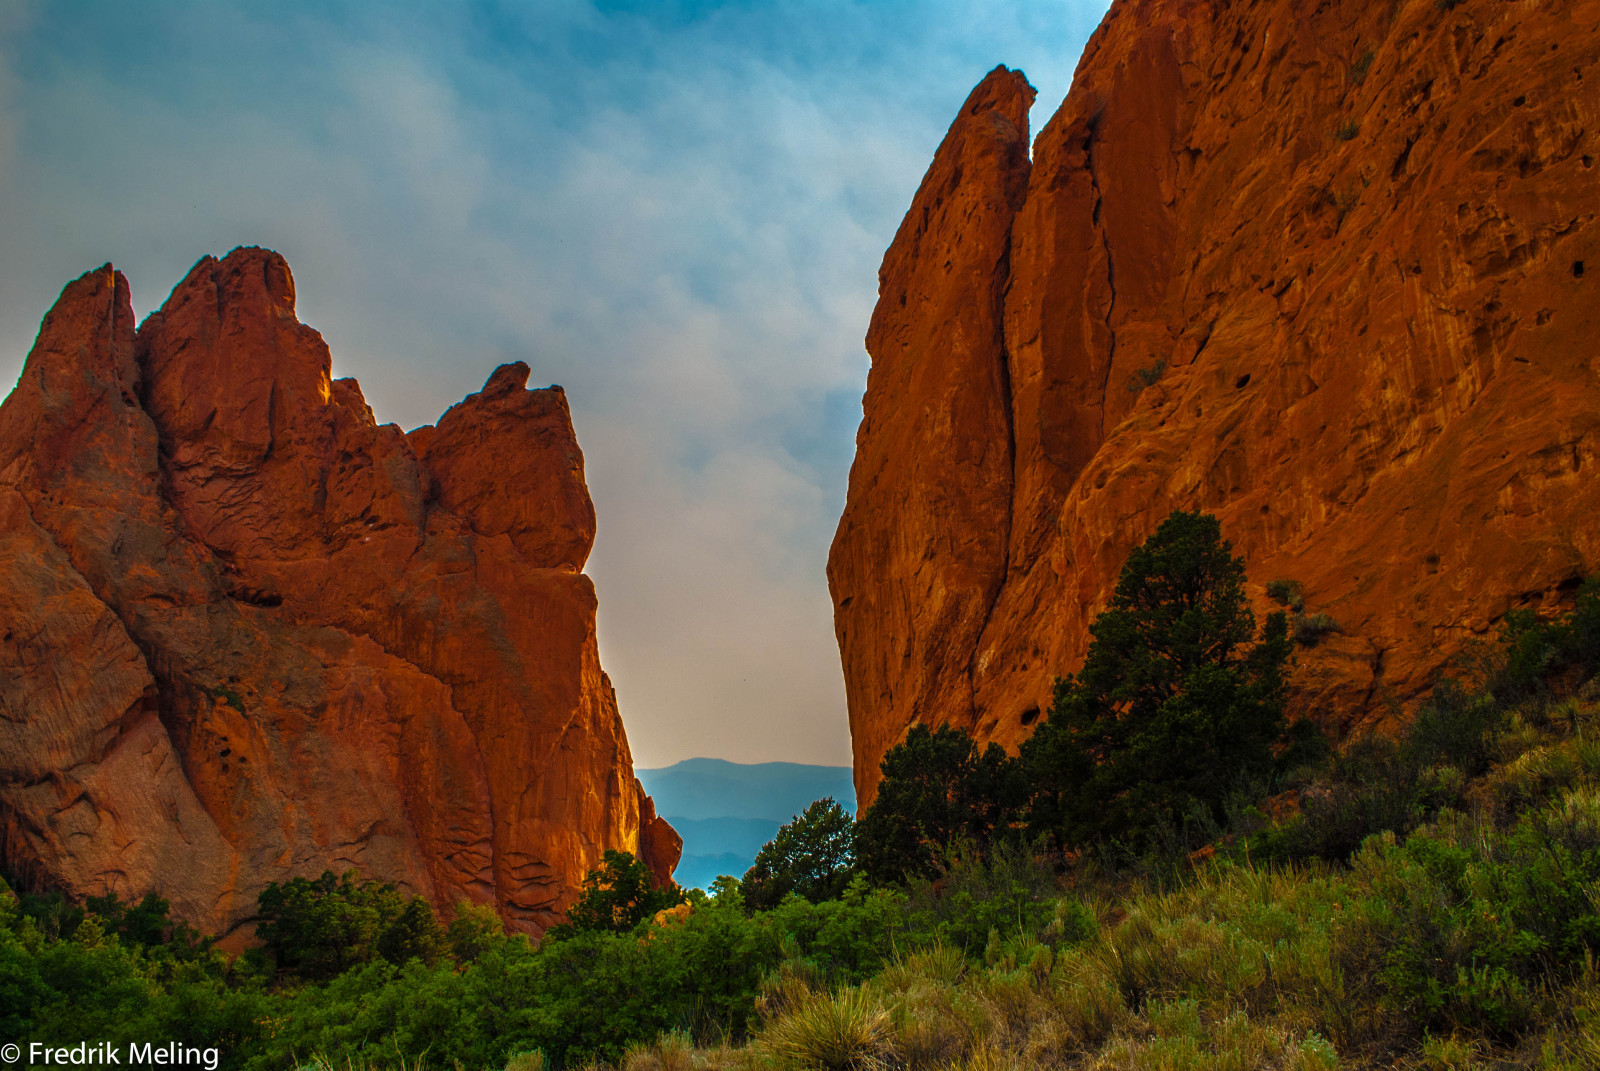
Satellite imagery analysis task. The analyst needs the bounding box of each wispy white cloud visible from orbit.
[0,0,1108,766]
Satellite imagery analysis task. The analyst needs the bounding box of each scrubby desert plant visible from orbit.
[1292,612,1339,646]
[1350,49,1375,85]
[504,1052,545,1071]
[622,1031,694,1071]
[1266,579,1306,612]
[1126,360,1167,392]
[761,987,892,1071]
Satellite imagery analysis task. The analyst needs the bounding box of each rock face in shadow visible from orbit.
[0,248,678,939]
[832,0,1600,806]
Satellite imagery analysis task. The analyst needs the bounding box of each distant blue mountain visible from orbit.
[638,758,855,823]
[672,852,756,892]
[638,759,855,889]
[667,816,783,857]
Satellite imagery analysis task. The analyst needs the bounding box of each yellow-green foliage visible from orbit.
[504,1053,545,1071]
[731,859,1357,1071]
[1090,1003,1338,1071]
[674,685,1600,1071]
[621,1031,693,1071]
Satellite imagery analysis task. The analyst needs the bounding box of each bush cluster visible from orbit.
[4,514,1598,1071]
[850,512,1322,881]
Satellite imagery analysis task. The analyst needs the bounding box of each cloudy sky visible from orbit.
[0,0,1107,768]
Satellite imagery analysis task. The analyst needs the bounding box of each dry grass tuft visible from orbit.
[760,987,892,1071]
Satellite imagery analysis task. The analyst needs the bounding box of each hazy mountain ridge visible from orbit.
[639,759,854,888]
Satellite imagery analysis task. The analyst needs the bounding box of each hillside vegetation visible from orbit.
[4,521,1598,1071]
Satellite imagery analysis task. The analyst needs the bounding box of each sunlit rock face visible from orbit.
[832,0,1600,807]
[0,248,678,940]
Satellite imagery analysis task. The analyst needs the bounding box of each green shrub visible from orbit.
[503,1052,544,1071]
[856,725,1026,885]
[446,901,506,963]
[900,845,1091,959]
[1126,360,1167,392]
[1292,612,1340,646]
[1343,791,1600,1038]
[548,850,684,937]
[1266,579,1306,612]
[1408,678,1503,775]
[255,871,435,981]
[82,892,194,951]
[1350,49,1375,85]
[1496,578,1600,700]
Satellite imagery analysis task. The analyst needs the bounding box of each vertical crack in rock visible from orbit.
[1083,114,1121,440]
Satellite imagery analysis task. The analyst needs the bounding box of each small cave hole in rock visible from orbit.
[1584,155,1595,169]
[1513,94,1527,107]
[1020,706,1041,726]
[229,587,284,608]
[220,748,231,757]
[1235,373,1252,389]
[1558,575,1584,595]
[1576,260,1587,278]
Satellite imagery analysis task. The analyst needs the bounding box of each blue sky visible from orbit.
[0,0,1108,766]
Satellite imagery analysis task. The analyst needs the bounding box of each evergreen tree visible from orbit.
[856,724,1027,884]
[742,797,857,910]
[376,895,449,966]
[1022,510,1305,847]
[551,850,683,937]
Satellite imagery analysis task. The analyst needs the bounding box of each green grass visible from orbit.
[652,681,1600,1071]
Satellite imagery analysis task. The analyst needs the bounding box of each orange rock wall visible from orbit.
[832,0,1600,806]
[0,249,678,938]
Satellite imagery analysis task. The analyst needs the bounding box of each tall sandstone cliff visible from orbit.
[0,248,679,938]
[831,0,1600,805]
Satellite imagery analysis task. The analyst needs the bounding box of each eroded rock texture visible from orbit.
[832,0,1600,806]
[0,249,678,938]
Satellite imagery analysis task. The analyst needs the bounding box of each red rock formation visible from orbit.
[0,249,678,939]
[832,0,1600,806]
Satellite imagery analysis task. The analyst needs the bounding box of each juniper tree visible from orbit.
[1022,510,1311,848]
